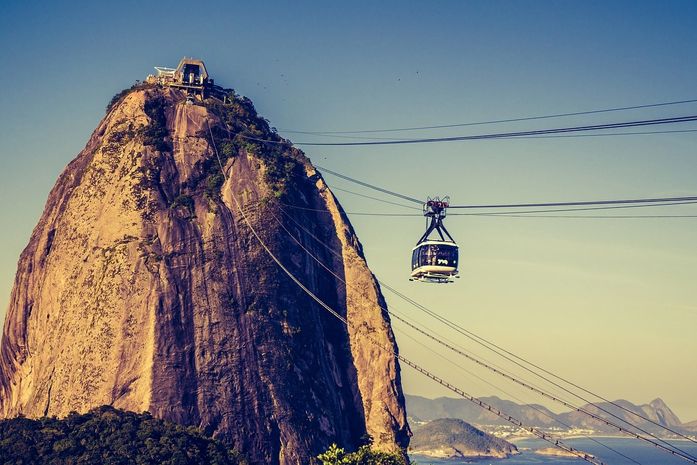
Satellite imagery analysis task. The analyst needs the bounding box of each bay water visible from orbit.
[410,437,697,465]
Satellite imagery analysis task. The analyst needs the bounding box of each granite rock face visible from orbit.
[0,86,409,464]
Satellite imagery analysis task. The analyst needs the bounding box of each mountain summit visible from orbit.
[0,68,409,464]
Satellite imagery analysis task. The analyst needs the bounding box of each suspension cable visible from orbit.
[315,164,697,212]
[448,197,697,210]
[375,280,697,447]
[278,97,697,135]
[391,322,645,464]
[272,207,644,464]
[246,114,697,146]
[278,128,697,143]
[326,182,697,215]
[330,186,421,210]
[213,112,697,446]
[276,200,697,445]
[315,165,423,204]
[206,122,609,465]
[274,205,697,463]
[279,199,697,218]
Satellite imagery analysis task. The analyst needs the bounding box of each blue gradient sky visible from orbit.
[1,1,696,419]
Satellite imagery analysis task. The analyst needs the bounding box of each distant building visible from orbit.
[147,57,214,98]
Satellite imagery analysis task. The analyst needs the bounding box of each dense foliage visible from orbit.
[204,90,303,199]
[317,444,407,465]
[0,406,246,465]
[141,96,172,152]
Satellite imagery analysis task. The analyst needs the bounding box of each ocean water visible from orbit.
[410,437,697,465]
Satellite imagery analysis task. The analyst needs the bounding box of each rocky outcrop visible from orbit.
[0,85,409,464]
[409,418,517,459]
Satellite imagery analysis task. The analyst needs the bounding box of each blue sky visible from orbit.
[1,1,696,419]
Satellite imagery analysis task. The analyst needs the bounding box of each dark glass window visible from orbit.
[413,244,458,269]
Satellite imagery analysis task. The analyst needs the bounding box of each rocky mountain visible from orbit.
[406,394,558,426]
[409,418,517,459]
[406,394,694,436]
[0,82,409,465]
[559,397,685,433]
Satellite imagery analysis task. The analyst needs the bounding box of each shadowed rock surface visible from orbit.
[0,85,409,465]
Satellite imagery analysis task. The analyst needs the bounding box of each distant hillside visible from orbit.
[406,394,694,436]
[409,418,517,459]
[0,406,245,465]
[559,398,685,432]
[684,420,697,433]
[406,394,558,426]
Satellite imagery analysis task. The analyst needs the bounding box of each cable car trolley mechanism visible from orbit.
[410,196,459,283]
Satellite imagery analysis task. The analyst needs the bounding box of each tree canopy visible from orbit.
[0,406,245,465]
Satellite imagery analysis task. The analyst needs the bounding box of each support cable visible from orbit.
[279,98,697,135]
[315,165,423,204]
[330,186,421,210]
[245,114,697,146]
[277,203,697,446]
[315,165,697,211]
[280,128,697,143]
[274,206,697,463]
[272,207,644,464]
[448,197,697,210]
[206,121,606,465]
[279,200,697,218]
[375,279,697,448]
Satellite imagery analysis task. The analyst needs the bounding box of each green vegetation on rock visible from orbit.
[317,444,406,465]
[170,194,194,211]
[409,418,517,458]
[0,406,246,465]
[141,96,172,152]
[205,91,303,199]
[106,85,138,114]
[106,83,154,114]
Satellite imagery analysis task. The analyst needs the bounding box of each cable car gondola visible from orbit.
[410,197,459,283]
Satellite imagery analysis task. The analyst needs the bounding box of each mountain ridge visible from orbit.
[406,394,694,436]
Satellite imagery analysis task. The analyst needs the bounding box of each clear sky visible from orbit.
[1,1,696,420]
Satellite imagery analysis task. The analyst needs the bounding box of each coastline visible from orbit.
[411,437,697,465]
[508,434,696,443]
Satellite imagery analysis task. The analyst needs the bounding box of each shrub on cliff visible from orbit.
[205,93,302,199]
[106,82,153,114]
[318,444,406,465]
[107,86,137,114]
[141,96,172,152]
[0,406,246,465]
